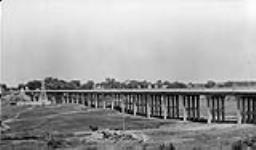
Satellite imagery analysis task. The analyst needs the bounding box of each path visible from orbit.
[1,106,34,132]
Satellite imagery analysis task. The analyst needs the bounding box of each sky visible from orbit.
[1,0,256,86]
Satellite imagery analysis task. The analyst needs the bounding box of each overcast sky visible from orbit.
[1,0,256,86]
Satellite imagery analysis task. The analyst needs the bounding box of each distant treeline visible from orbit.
[1,77,256,91]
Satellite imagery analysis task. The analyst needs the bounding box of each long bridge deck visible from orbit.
[25,88,256,95]
[24,88,256,124]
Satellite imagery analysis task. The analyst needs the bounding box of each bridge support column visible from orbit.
[130,94,133,113]
[121,100,125,113]
[121,95,125,113]
[64,93,67,104]
[68,94,71,103]
[95,94,98,108]
[79,93,82,104]
[61,94,65,104]
[131,95,137,116]
[150,95,154,117]
[71,94,75,104]
[111,100,115,110]
[144,95,151,118]
[253,97,256,124]
[32,94,36,102]
[103,100,106,109]
[91,94,94,107]
[206,96,213,124]
[128,94,132,113]
[69,93,73,104]
[111,95,116,110]
[187,95,191,120]
[65,93,67,103]
[137,94,140,115]
[133,95,137,116]
[161,95,167,120]
[110,94,114,110]
[191,95,200,121]
[71,94,73,104]
[88,94,91,107]
[71,94,74,104]
[75,93,78,104]
[66,93,69,103]
[54,94,58,104]
[82,94,86,106]
[175,95,180,118]
[32,94,37,102]
[147,99,151,119]
[181,95,187,122]
[74,93,78,104]
[126,94,130,113]
[236,96,242,124]
[72,94,75,104]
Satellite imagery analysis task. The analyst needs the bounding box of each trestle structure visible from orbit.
[167,95,179,119]
[237,95,256,124]
[206,95,225,123]
[182,95,200,121]
[24,89,256,124]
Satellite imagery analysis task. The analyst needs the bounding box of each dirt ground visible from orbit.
[1,104,255,150]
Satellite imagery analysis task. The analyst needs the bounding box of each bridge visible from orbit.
[24,89,256,124]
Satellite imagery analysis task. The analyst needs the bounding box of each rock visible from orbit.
[90,132,104,140]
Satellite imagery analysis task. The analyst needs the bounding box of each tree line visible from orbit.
[1,77,256,91]
[17,77,187,90]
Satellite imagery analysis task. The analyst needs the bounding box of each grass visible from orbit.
[18,104,84,119]
[1,105,30,121]
[5,105,175,134]
[1,104,179,149]
[1,100,255,150]
[1,97,241,135]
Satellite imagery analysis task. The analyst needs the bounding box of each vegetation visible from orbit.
[2,77,256,91]
[2,104,256,150]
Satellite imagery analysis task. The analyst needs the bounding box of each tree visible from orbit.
[127,80,139,89]
[139,80,150,89]
[100,78,120,89]
[18,83,26,90]
[205,80,216,88]
[26,80,42,90]
[223,81,233,87]
[168,82,187,88]
[80,80,95,89]
[0,84,8,91]
[155,80,163,88]
[45,77,64,90]
[68,80,81,89]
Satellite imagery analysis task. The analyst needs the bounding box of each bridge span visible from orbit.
[24,89,256,124]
